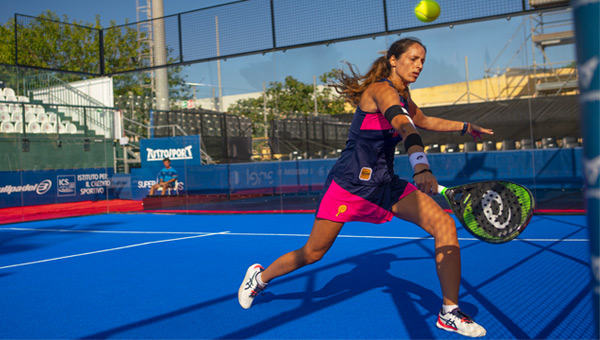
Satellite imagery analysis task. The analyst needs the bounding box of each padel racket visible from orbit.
[438,181,535,243]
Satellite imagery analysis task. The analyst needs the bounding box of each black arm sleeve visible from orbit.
[404,133,424,153]
[383,105,408,124]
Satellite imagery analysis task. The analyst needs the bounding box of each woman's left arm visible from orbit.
[408,96,494,140]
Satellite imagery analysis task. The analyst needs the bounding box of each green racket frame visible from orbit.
[438,181,535,244]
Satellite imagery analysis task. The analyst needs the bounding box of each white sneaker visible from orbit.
[436,308,487,337]
[238,263,266,309]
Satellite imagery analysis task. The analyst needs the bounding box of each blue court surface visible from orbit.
[0,213,595,339]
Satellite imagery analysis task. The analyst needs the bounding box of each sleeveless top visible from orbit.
[328,78,409,186]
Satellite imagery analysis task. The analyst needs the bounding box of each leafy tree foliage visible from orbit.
[228,70,349,136]
[0,10,191,136]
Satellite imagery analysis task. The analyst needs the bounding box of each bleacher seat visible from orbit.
[502,140,516,150]
[520,139,534,150]
[35,105,45,115]
[0,94,4,101]
[48,113,57,123]
[0,121,14,133]
[17,96,29,103]
[445,143,459,153]
[0,104,7,114]
[9,104,22,114]
[5,94,17,102]
[464,141,478,152]
[24,104,35,114]
[542,137,558,149]
[25,112,37,123]
[66,123,77,134]
[0,112,10,122]
[28,122,41,133]
[14,121,23,133]
[3,88,15,98]
[37,113,48,123]
[41,122,55,134]
[562,136,580,148]
[59,123,67,134]
[483,140,497,151]
[11,112,22,122]
[427,144,441,153]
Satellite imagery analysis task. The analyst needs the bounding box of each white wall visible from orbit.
[67,77,115,108]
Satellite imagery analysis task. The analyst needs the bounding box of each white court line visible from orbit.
[0,231,229,271]
[0,228,588,243]
[226,232,588,242]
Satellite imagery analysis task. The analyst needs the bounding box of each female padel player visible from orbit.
[238,38,493,338]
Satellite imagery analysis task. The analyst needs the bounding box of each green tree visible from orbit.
[228,72,349,136]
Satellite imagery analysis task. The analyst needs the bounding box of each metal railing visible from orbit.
[0,99,117,139]
[22,73,114,137]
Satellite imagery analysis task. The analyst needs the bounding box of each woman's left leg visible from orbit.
[391,190,460,306]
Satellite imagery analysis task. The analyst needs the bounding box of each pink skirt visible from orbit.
[315,175,418,224]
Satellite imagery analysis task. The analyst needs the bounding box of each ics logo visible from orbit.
[57,175,76,196]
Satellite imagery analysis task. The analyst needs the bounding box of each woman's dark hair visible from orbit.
[333,38,426,106]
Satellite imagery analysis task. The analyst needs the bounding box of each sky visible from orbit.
[0,0,576,99]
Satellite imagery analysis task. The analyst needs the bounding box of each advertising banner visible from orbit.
[0,168,114,208]
[140,136,202,168]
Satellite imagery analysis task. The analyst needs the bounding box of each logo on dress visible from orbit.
[336,205,347,217]
[359,167,372,181]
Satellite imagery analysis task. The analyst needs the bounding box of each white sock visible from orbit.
[443,304,459,314]
[256,272,268,288]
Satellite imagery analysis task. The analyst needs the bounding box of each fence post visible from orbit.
[99,29,105,75]
[178,14,183,63]
[83,107,88,136]
[20,103,26,135]
[14,14,18,66]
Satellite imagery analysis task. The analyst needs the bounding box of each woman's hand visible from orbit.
[413,165,438,195]
[468,123,494,141]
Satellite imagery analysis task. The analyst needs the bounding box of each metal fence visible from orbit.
[6,0,570,76]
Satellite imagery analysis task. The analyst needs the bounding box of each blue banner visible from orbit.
[140,136,202,169]
[0,168,114,208]
[115,148,583,201]
[574,0,600,336]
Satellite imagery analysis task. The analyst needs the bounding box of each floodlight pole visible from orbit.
[152,0,169,112]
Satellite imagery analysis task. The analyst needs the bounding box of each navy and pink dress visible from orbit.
[316,79,418,224]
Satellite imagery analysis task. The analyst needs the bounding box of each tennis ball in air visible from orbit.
[415,0,441,23]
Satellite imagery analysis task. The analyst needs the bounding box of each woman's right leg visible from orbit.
[260,218,344,283]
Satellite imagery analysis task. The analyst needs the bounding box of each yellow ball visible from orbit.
[415,0,441,23]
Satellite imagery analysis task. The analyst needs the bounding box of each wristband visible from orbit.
[412,168,432,179]
[409,151,429,171]
[460,122,469,136]
[404,133,424,153]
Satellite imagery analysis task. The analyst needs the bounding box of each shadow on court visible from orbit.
[0,224,79,256]
[80,241,437,339]
[80,240,483,340]
[67,214,593,339]
[0,222,125,257]
[221,252,452,339]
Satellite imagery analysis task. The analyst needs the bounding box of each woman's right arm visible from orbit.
[371,85,438,195]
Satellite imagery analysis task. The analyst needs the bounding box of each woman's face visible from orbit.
[390,43,426,84]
